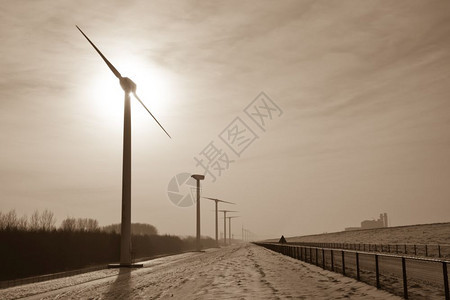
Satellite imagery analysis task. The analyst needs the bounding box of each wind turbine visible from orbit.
[203,197,235,247]
[191,174,205,251]
[218,210,237,246]
[76,26,171,267]
[226,216,239,245]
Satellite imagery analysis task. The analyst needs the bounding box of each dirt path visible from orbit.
[1,244,400,299]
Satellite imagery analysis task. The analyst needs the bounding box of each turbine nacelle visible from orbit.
[120,77,137,94]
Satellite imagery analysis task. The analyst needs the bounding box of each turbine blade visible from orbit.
[133,92,172,138]
[203,197,218,201]
[76,25,122,79]
[218,200,236,205]
[203,197,235,204]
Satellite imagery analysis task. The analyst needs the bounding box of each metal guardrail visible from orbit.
[289,242,450,259]
[255,242,450,299]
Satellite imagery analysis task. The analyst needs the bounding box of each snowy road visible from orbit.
[1,244,400,299]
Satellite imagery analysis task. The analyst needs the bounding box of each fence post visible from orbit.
[316,248,319,266]
[402,257,408,299]
[331,249,334,272]
[414,244,417,256]
[396,244,398,254]
[310,247,312,263]
[404,244,407,254]
[443,261,449,300]
[356,252,360,281]
[342,251,346,276]
[439,245,442,258]
[425,245,428,257]
[375,254,380,289]
[322,248,325,269]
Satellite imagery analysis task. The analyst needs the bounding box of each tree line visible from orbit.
[0,209,56,231]
[0,209,157,234]
[0,209,215,281]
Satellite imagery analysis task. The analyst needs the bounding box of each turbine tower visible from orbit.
[218,210,237,246]
[226,216,239,245]
[203,197,235,247]
[76,26,170,267]
[191,174,205,251]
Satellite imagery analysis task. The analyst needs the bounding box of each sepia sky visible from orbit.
[1,0,450,239]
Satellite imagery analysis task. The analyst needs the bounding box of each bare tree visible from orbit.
[76,218,87,231]
[2,210,18,230]
[39,209,56,231]
[102,223,158,235]
[29,210,40,231]
[60,217,99,232]
[132,223,158,236]
[60,217,77,231]
[86,219,99,232]
[17,214,28,230]
[0,211,5,230]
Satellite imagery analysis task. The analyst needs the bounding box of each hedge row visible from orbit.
[0,230,215,281]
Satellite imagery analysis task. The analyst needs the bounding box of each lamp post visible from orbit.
[191,174,205,251]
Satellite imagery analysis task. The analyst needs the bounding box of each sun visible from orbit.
[90,54,173,126]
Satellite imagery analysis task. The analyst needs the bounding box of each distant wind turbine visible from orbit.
[76,26,171,267]
[226,216,239,245]
[218,210,238,246]
[203,197,235,247]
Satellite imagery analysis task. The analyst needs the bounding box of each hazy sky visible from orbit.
[1,0,450,239]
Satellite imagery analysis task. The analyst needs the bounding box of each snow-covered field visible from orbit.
[0,244,400,299]
[282,222,450,245]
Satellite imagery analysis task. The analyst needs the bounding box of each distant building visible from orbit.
[345,213,388,231]
[344,227,360,231]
